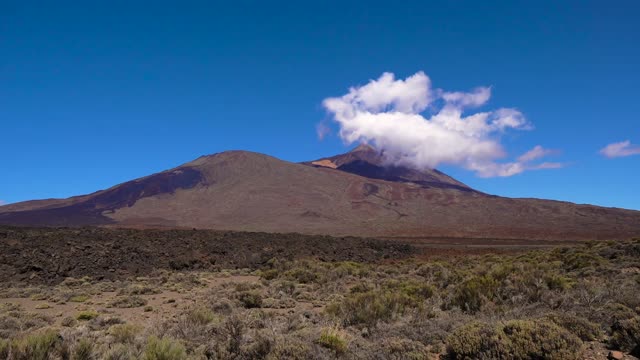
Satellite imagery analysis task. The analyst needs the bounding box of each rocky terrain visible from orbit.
[0,226,414,285]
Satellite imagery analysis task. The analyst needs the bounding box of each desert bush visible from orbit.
[609,316,640,355]
[259,268,280,280]
[317,328,348,354]
[385,280,435,300]
[274,280,296,296]
[327,287,425,327]
[186,307,217,326]
[9,328,62,360]
[563,251,604,271]
[243,333,273,359]
[69,295,90,303]
[0,309,53,338]
[450,275,498,313]
[225,315,245,355]
[0,339,9,359]
[545,313,601,341]
[285,267,319,284]
[603,303,637,323]
[72,338,94,360]
[77,310,99,320]
[110,295,148,308]
[378,337,428,360]
[544,274,573,290]
[61,316,77,327]
[333,261,369,278]
[266,338,310,360]
[143,336,186,360]
[238,291,263,308]
[109,324,142,344]
[446,319,583,360]
[105,343,137,360]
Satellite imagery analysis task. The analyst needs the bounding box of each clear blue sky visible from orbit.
[1,1,639,210]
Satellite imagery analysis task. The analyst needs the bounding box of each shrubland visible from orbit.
[0,238,639,359]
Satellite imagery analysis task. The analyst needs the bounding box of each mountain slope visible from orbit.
[1,148,639,240]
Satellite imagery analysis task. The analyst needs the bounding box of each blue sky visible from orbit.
[1,1,639,210]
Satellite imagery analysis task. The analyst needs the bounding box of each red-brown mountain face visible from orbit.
[1,147,639,241]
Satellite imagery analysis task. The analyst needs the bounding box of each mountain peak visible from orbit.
[350,143,377,153]
[304,146,473,191]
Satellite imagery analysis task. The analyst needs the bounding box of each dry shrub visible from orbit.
[327,284,432,327]
[109,324,142,344]
[446,319,583,360]
[317,327,348,354]
[237,291,262,309]
[9,328,62,360]
[110,295,148,308]
[104,343,137,360]
[545,313,601,341]
[72,338,94,360]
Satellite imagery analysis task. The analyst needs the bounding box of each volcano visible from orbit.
[1,146,639,240]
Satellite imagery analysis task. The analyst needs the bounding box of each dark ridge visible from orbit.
[0,206,115,227]
[0,167,204,227]
[85,167,204,211]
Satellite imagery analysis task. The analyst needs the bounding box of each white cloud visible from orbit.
[0,200,6,206]
[600,140,640,158]
[322,71,562,177]
[518,145,557,163]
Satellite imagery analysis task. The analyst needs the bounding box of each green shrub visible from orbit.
[259,269,279,280]
[285,268,319,284]
[317,328,348,354]
[70,295,90,303]
[386,280,435,300]
[0,339,9,359]
[564,252,604,270]
[451,275,498,313]
[546,313,601,341]
[327,287,425,327]
[77,310,99,320]
[446,319,583,360]
[610,316,640,355]
[334,261,368,277]
[238,291,263,308]
[143,336,186,360]
[72,338,93,360]
[10,329,62,360]
[544,274,573,290]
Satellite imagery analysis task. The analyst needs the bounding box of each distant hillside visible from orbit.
[1,146,639,240]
